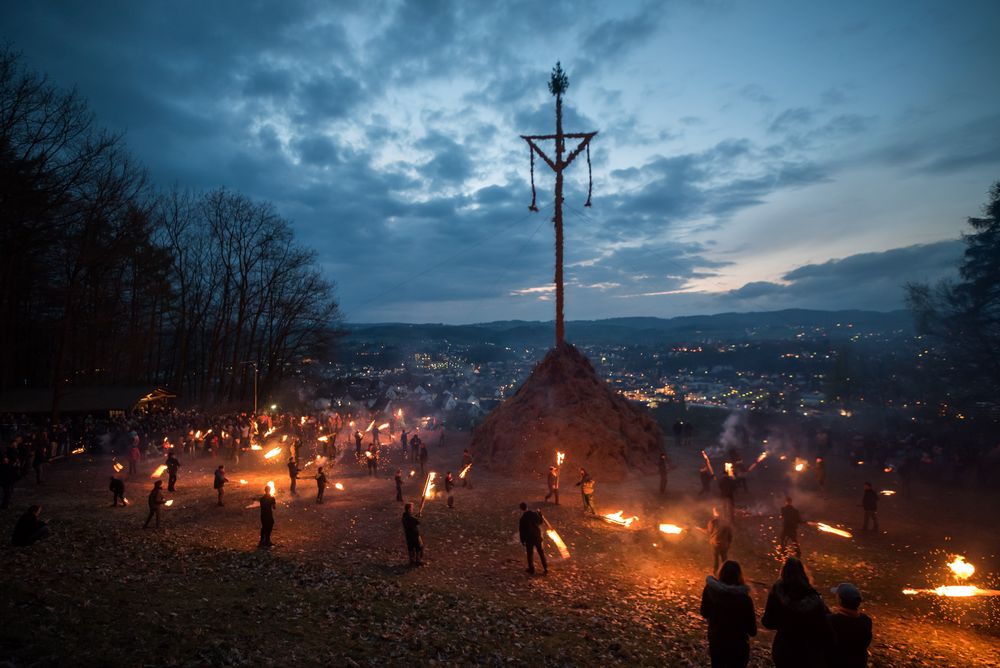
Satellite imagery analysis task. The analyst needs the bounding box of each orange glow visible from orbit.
[602,511,638,528]
[658,523,683,535]
[264,447,282,460]
[948,555,975,581]
[151,464,168,478]
[334,482,345,491]
[546,529,571,559]
[458,463,472,478]
[813,522,852,538]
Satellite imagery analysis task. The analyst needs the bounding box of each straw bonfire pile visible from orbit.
[470,342,663,481]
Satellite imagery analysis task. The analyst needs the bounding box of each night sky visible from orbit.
[4,0,998,323]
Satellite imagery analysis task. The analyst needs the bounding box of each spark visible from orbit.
[811,522,852,538]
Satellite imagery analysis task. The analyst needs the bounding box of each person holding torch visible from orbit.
[518,502,548,575]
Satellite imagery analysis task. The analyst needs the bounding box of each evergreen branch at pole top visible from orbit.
[549,62,569,96]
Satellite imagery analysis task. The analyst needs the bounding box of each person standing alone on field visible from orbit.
[545,466,560,505]
[143,480,165,529]
[166,452,180,491]
[214,465,229,506]
[259,485,276,548]
[402,502,423,566]
[518,502,548,575]
[861,482,878,533]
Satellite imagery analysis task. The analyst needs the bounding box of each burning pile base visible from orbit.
[470,342,663,480]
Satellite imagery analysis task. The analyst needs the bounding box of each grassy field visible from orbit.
[1,430,998,667]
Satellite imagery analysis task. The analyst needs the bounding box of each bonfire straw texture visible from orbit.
[470,343,664,481]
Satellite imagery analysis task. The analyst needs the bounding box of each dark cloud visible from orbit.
[720,240,964,311]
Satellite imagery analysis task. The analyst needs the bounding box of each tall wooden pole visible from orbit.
[521,62,597,349]
[554,89,565,346]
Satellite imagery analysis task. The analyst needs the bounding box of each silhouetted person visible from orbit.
[815,457,826,492]
[700,560,757,668]
[444,471,454,508]
[166,453,180,491]
[545,466,560,504]
[402,502,423,566]
[315,466,326,503]
[287,458,300,495]
[1,456,17,509]
[700,466,714,495]
[658,453,669,495]
[761,557,831,668]
[214,465,229,506]
[827,583,872,668]
[518,502,548,575]
[861,483,878,532]
[410,433,420,463]
[354,430,363,455]
[420,443,429,476]
[11,504,49,546]
[460,449,472,488]
[395,469,404,502]
[109,476,126,507]
[707,508,733,571]
[144,480,165,529]
[366,450,377,477]
[718,473,736,524]
[576,468,596,515]
[259,486,276,548]
[779,497,802,557]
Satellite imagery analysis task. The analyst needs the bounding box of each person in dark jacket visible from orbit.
[718,472,736,523]
[444,471,454,508]
[544,466,560,504]
[11,504,49,546]
[143,481,166,529]
[287,458,300,494]
[213,465,229,506]
[700,465,715,495]
[394,469,404,502]
[166,453,180,491]
[658,453,669,495]
[779,497,803,557]
[700,560,757,668]
[861,483,878,532]
[402,502,423,566]
[827,582,872,667]
[259,485,276,548]
[518,502,548,575]
[109,476,126,507]
[761,557,832,668]
[315,466,327,503]
[707,508,733,571]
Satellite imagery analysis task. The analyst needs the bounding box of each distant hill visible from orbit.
[345,309,913,347]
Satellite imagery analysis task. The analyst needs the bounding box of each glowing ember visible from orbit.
[281,434,288,442]
[880,490,896,496]
[151,464,168,478]
[71,447,85,455]
[724,462,734,476]
[364,450,372,458]
[409,470,416,477]
[265,481,275,495]
[194,430,202,439]
[948,555,975,581]
[250,444,263,451]
[377,422,389,431]
[334,482,344,491]
[793,458,808,472]
[263,447,282,460]
[458,463,472,478]
[602,511,638,528]
[396,408,403,418]
[903,586,1000,597]
[883,466,893,473]
[556,451,565,467]
[239,479,248,485]
[317,435,329,442]
[300,416,307,425]
[658,523,684,535]
[812,522,852,538]
[263,427,277,438]
[164,500,174,507]
[546,529,571,559]
[113,462,124,473]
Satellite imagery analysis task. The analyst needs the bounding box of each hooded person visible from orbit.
[761,557,832,668]
[700,560,757,668]
[827,583,872,668]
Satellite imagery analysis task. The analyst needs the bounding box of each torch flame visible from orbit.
[151,464,168,478]
[113,462,124,473]
[747,451,768,472]
[658,523,684,535]
[239,479,248,485]
[364,420,376,432]
[813,522,852,538]
[903,585,1000,597]
[793,458,807,472]
[264,447,282,460]
[880,489,896,496]
[250,444,263,451]
[266,481,275,496]
[281,434,288,442]
[724,462,734,476]
[602,511,638,528]
[546,529,571,559]
[377,423,389,431]
[459,463,472,478]
[318,435,329,442]
[422,472,436,498]
[71,447,85,455]
[334,482,344,491]
[556,451,565,467]
[948,555,975,581]
[264,427,277,438]
[301,416,307,425]
[164,499,174,507]
[194,430,202,439]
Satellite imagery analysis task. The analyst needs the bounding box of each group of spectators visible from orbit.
[701,556,872,668]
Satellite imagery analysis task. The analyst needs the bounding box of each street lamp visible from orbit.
[241,361,259,415]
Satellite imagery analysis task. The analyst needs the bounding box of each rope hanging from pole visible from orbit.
[528,145,539,212]
[584,142,593,208]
